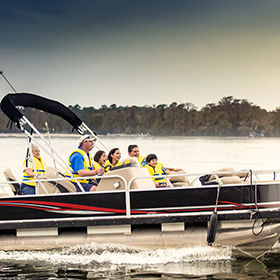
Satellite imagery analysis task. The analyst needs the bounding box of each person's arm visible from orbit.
[24,168,35,177]
[165,167,183,172]
[23,160,36,177]
[71,153,105,177]
[78,166,104,177]
[165,169,171,175]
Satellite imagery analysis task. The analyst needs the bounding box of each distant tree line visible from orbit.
[1,96,280,137]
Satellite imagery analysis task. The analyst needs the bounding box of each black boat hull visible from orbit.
[0,182,280,230]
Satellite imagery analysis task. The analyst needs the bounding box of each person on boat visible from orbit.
[145,153,182,186]
[122,144,147,167]
[93,150,107,183]
[104,148,122,172]
[93,150,107,170]
[66,135,104,192]
[21,144,47,195]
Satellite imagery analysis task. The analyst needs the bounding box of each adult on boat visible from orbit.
[21,144,47,195]
[104,148,122,172]
[145,153,182,186]
[122,144,147,167]
[66,135,104,192]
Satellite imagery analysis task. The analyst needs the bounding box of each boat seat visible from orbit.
[208,167,235,181]
[172,182,190,187]
[170,170,190,187]
[97,167,155,191]
[36,175,62,194]
[3,168,24,195]
[35,167,77,194]
[45,167,76,192]
[213,175,242,184]
[0,192,10,197]
[200,168,251,185]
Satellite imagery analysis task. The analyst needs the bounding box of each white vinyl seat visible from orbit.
[170,170,190,187]
[44,167,76,192]
[3,168,23,195]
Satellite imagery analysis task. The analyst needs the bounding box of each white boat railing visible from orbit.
[1,168,280,194]
[0,175,127,195]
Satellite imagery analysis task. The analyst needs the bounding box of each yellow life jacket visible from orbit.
[104,159,122,173]
[22,157,47,186]
[93,161,101,170]
[66,149,93,183]
[138,155,147,167]
[145,162,166,184]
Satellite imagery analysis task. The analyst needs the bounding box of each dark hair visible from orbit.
[94,150,106,163]
[108,148,120,164]
[128,144,138,153]
[146,153,157,163]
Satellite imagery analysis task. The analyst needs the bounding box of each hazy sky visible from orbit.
[1,0,280,110]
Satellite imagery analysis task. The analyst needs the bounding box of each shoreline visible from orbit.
[0,133,266,139]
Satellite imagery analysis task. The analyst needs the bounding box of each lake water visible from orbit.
[1,134,280,279]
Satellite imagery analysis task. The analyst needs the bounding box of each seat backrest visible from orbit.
[36,175,62,194]
[45,167,76,192]
[3,168,23,195]
[97,167,155,191]
[208,167,235,181]
[169,170,190,186]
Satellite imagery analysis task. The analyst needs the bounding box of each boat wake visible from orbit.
[0,242,232,265]
[0,242,233,277]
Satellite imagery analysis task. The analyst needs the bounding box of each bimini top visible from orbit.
[0,93,83,133]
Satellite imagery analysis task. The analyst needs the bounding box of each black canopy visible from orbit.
[0,93,83,133]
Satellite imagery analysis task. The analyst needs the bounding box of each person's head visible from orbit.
[79,134,96,153]
[108,148,121,164]
[31,144,40,159]
[128,144,139,158]
[146,153,158,168]
[94,150,107,166]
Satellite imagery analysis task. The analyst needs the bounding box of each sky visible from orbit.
[0,0,280,111]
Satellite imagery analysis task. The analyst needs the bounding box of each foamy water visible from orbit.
[0,243,232,264]
[0,242,233,276]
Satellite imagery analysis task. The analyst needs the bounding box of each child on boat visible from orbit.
[145,153,182,187]
[93,150,107,182]
[93,150,107,170]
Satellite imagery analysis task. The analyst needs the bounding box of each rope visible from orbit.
[249,169,264,236]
